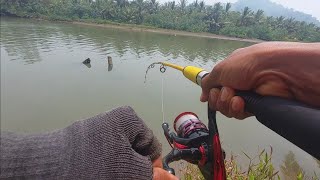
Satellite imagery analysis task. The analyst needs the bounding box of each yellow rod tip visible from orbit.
[161,62,184,71]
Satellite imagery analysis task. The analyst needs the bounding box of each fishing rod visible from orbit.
[153,61,320,180]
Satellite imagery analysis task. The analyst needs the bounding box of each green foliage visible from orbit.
[245,148,279,179]
[1,0,319,42]
[183,148,280,180]
[144,10,207,32]
[183,148,319,180]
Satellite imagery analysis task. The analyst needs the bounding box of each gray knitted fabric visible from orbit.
[1,106,162,180]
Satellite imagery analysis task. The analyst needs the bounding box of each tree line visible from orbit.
[1,0,320,42]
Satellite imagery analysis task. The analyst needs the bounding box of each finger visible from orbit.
[152,156,163,168]
[229,96,252,119]
[216,87,235,118]
[200,66,224,102]
[200,75,212,102]
[208,88,220,111]
[153,167,179,180]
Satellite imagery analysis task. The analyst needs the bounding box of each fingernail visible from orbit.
[220,87,228,102]
[232,99,239,112]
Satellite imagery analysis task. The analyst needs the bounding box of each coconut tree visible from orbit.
[284,17,298,33]
[115,0,127,8]
[206,3,224,32]
[225,2,231,13]
[239,6,252,26]
[100,0,116,19]
[179,0,186,10]
[169,1,175,10]
[199,1,205,12]
[148,0,158,13]
[276,15,285,28]
[133,0,145,24]
[193,0,198,8]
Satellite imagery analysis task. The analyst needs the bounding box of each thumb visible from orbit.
[153,167,179,180]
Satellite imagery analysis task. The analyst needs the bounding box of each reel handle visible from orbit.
[162,150,176,175]
[237,91,320,159]
[162,123,172,144]
[162,148,202,175]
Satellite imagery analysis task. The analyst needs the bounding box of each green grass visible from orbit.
[182,147,319,180]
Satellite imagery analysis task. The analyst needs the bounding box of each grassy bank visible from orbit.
[182,148,319,180]
[72,19,263,43]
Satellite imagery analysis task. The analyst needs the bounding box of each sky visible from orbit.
[157,0,320,21]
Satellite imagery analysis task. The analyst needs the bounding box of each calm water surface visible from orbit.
[1,17,319,177]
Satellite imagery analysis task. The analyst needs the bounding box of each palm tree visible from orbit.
[170,1,175,10]
[133,0,144,24]
[199,1,205,12]
[213,2,223,20]
[240,6,252,26]
[206,3,224,32]
[276,15,285,28]
[115,0,127,8]
[194,0,198,8]
[148,0,158,14]
[164,1,175,10]
[100,0,116,19]
[225,2,231,13]
[266,16,276,29]
[179,0,186,10]
[254,9,264,23]
[284,17,297,33]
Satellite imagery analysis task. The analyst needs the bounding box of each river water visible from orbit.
[1,17,319,178]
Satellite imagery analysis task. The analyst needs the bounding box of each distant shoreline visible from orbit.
[70,20,263,43]
[2,16,263,43]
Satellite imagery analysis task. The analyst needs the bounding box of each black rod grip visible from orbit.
[236,91,320,160]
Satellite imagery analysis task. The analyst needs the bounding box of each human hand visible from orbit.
[107,106,178,179]
[152,157,178,180]
[73,106,178,179]
[200,42,320,119]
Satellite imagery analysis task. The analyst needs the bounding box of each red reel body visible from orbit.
[162,109,226,180]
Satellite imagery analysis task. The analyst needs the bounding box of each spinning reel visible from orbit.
[162,107,226,180]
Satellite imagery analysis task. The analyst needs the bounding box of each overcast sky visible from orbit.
[157,0,320,20]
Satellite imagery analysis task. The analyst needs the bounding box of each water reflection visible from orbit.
[0,17,252,66]
[84,63,92,68]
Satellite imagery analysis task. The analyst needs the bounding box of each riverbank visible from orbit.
[70,20,263,43]
[2,15,262,43]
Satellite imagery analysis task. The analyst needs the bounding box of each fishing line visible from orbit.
[144,62,167,123]
[161,76,165,123]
